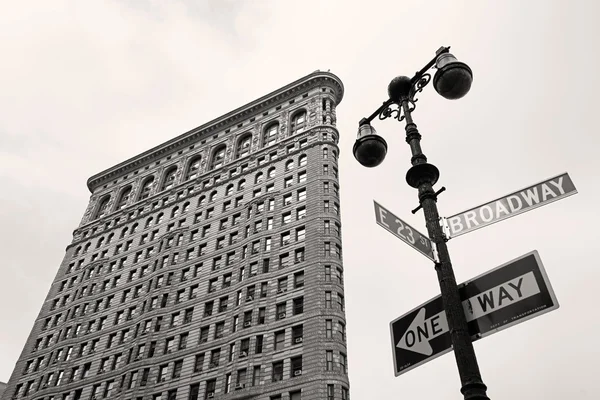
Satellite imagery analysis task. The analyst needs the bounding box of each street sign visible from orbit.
[374,201,435,261]
[390,250,559,376]
[446,172,577,238]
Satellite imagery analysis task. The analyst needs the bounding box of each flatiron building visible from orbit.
[2,71,349,400]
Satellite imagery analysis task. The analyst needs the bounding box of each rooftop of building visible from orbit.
[86,70,343,193]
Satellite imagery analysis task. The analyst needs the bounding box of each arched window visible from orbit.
[156,213,164,224]
[120,227,128,239]
[107,233,114,244]
[83,243,90,253]
[262,123,279,147]
[255,172,264,184]
[116,187,132,210]
[238,180,246,191]
[210,145,226,170]
[267,167,276,179]
[236,134,252,159]
[162,168,178,191]
[171,207,180,218]
[96,237,104,249]
[198,196,206,207]
[145,217,153,228]
[186,157,202,180]
[131,223,138,234]
[225,184,234,196]
[291,111,307,134]
[74,246,81,257]
[209,191,218,202]
[285,160,294,171]
[182,202,190,213]
[299,154,307,167]
[139,177,154,200]
[94,196,111,220]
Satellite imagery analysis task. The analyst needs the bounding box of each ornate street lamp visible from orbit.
[355,47,490,400]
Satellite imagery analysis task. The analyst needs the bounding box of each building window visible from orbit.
[340,352,347,373]
[291,111,306,134]
[292,325,303,344]
[293,297,304,315]
[285,160,294,171]
[263,123,279,147]
[206,379,216,399]
[337,293,345,311]
[298,154,307,167]
[272,361,284,382]
[326,320,333,338]
[298,189,306,202]
[255,172,264,184]
[298,171,306,183]
[325,266,332,282]
[94,196,111,219]
[327,385,335,400]
[281,231,291,246]
[284,176,293,188]
[294,271,304,288]
[267,167,276,179]
[290,356,303,377]
[296,227,305,241]
[138,177,154,200]
[253,365,262,386]
[193,353,205,373]
[185,156,202,180]
[342,387,349,400]
[210,145,226,170]
[276,303,286,320]
[255,335,264,354]
[326,351,334,370]
[274,330,285,351]
[325,291,332,308]
[162,167,178,191]
[237,134,252,159]
[116,187,132,210]
[209,349,221,368]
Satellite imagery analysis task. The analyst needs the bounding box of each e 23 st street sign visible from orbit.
[374,201,435,261]
[446,172,577,238]
[390,250,559,376]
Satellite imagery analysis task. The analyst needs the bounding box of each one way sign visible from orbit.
[390,250,559,376]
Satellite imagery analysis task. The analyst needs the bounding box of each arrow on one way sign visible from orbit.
[397,308,448,356]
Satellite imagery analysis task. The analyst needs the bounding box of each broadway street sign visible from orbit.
[446,172,577,238]
[390,250,559,376]
[374,201,435,261]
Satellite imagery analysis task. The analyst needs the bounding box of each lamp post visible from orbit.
[354,46,490,400]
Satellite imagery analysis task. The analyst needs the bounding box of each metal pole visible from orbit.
[402,99,490,400]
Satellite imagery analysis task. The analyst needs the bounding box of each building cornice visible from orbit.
[86,71,344,193]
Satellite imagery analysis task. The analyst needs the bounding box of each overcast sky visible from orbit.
[1,1,599,398]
